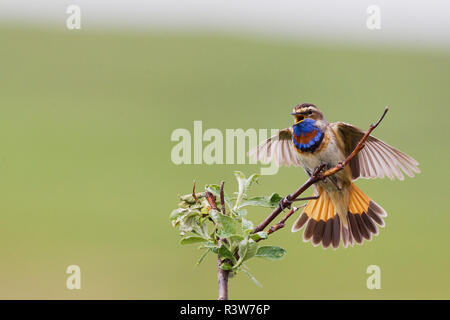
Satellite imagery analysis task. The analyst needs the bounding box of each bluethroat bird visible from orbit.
[249,103,419,249]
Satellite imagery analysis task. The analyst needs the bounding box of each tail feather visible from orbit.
[291,184,387,249]
[341,222,351,248]
[332,215,340,248]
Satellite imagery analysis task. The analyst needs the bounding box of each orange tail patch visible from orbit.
[346,184,387,246]
[291,189,341,249]
[291,184,387,249]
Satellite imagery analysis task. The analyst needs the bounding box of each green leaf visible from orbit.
[170,208,185,221]
[238,239,258,263]
[235,209,247,217]
[180,236,207,245]
[233,171,247,210]
[241,268,262,287]
[228,234,244,243]
[245,174,260,190]
[209,209,221,223]
[234,171,247,188]
[198,242,218,249]
[198,242,218,254]
[196,249,210,266]
[217,230,244,243]
[217,230,233,239]
[237,238,248,261]
[245,241,259,261]
[255,246,287,260]
[238,193,282,209]
[178,212,202,235]
[179,194,197,204]
[193,221,209,240]
[210,210,238,234]
[241,218,254,234]
[234,172,260,193]
[250,231,268,241]
[218,245,237,264]
[220,263,233,271]
[200,205,210,215]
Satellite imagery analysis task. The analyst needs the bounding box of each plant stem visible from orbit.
[205,190,231,300]
[217,256,229,300]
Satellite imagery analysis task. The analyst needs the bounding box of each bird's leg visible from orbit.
[292,195,319,202]
[313,163,328,179]
[319,163,342,186]
[320,163,342,190]
[278,164,326,211]
[279,192,320,211]
[329,177,342,191]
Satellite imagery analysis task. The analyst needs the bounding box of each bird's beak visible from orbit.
[289,112,306,116]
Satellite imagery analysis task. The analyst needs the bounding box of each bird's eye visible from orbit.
[308,109,312,115]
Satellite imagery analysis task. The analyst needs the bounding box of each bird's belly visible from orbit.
[296,141,345,174]
[296,136,352,194]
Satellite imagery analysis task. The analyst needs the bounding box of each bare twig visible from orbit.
[267,207,299,235]
[252,164,325,233]
[220,181,226,215]
[255,206,303,242]
[192,180,199,203]
[217,256,229,300]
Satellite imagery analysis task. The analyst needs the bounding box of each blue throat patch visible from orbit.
[292,118,324,152]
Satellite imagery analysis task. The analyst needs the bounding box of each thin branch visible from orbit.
[220,181,226,215]
[253,107,389,234]
[217,256,229,300]
[267,207,299,235]
[255,206,303,242]
[192,180,199,203]
[252,165,324,233]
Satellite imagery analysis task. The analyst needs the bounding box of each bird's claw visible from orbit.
[313,163,327,175]
[311,163,328,180]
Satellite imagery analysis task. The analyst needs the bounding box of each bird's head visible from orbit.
[290,103,327,132]
[290,103,323,123]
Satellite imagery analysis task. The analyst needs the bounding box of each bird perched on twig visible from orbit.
[249,103,419,249]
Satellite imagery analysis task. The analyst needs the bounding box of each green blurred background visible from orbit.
[0,22,449,299]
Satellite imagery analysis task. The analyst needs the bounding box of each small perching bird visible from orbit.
[248,103,419,249]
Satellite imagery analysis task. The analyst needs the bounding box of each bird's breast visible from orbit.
[292,124,324,153]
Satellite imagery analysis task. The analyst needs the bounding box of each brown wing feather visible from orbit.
[332,122,420,181]
[247,128,300,167]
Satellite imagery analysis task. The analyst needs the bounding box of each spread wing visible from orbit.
[247,128,301,166]
[332,122,420,181]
